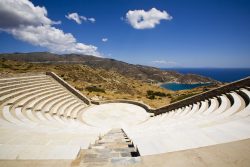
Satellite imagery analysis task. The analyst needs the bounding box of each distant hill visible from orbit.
[0,52,219,84]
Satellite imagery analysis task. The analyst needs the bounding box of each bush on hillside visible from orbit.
[147,90,166,97]
[146,90,166,100]
[147,94,156,100]
[86,86,105,93]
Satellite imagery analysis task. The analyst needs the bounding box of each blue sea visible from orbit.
[161,68,250,91]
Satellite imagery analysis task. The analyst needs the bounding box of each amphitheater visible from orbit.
[0,72,250,167]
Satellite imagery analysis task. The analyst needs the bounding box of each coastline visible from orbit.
[156,81,213,87]
[158,82,213,91]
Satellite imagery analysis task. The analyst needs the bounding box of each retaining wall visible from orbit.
[91,99,153,113]
[46,72,91,105]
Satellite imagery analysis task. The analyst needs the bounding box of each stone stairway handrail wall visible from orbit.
[46,71,91,105]
[153,76,250,115]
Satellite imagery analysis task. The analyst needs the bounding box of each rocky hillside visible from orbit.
[0,52,219,84]
[0,59,175,108]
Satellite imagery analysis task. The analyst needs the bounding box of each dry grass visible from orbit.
[0,60,174,108]
[0,60,219,108]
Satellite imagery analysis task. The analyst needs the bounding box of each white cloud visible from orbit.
[102,38,108,42]
[66,13,82,24]
[7,25,99,55]
[52,20,62,25]
[0,0,52,28]
[88,18,96,23]
[152,60,178,66]
[125,8,172,29]
[0,0,100,56]
[66,12,95,24]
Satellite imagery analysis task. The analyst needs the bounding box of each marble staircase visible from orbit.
[72,129,140,167]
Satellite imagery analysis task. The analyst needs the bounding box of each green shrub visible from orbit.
[86,86,105,93]
[166,93,172,97]
[146,90,166,97]
[147,94,155,100]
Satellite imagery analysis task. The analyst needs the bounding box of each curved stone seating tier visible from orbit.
[8,86,62,117]
[20,90,66,121]
[182,102,200,117]
[34,93,71,113]
[0,76,47,84]
[0,75,48,87]
[49,98,76,115]
[0,81,55,101]
[64,103,81,118]
[0,77,96,118]
[178,105,192,116]
[0,84,58,121]
[34,95,73,122]
[195,100,208,114]
[236,89,250,116]
[0,74,249,160]
[0,78,53,92]
[124,89,250,156]
[210,95,231,115]
[0,74,107,159]
[57,100,80,116]
[131,93,234,132]
[71,104,88,119]
[1,84,59,106]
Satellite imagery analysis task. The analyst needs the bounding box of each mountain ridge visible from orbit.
[0,52,219,84]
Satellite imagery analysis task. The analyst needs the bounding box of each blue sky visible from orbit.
[0,0,249,68]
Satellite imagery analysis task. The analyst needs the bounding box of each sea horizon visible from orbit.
[161,68,250,83]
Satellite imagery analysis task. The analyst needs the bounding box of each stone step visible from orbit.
[72,128,140,166]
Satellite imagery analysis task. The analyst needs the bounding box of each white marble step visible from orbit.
[71,104,88,119]
[203,97,219,115]
[57,100,78,116]
[0,74,46,82]
[64,102,83,118]
[2,84,57,105]
[33,94,71,112]
[194,100,208,115]
[8,86,62,120]
[21,90,66,121]
[0,78,51,91]
[235,89,250,117]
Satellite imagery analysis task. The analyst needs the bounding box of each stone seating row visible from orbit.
[0,75,89,126]
[0,74,106,159]
[124,88,250,156]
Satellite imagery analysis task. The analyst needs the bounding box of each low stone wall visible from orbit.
[153,77,250,115]
[91,99,153,113]
[46,72,91,105]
